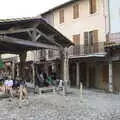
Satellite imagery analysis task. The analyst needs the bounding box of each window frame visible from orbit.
[73,4,79,19]
[59,9,64,24]
[73,34,80,45]
[89,0,96,14]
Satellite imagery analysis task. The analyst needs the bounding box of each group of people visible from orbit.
[35,70,58,87]
[35,70,65,91]
[0,73,27,99]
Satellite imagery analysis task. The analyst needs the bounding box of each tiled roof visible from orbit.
[0,16,41,23]
[41,0,78,16]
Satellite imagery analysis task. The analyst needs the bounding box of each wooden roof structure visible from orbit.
[0,17,73,54]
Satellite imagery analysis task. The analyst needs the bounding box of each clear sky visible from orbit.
[0,0,69,19]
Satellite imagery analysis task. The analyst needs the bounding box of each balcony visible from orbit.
[68,42,105,58]
[38,42,106,60]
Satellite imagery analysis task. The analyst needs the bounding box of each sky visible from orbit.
[0,0,69,19]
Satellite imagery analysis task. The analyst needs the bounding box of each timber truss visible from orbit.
[0,17,72,54]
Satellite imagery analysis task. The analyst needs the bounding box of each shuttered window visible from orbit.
[84,30,98,45]
[89,0,96,14]
[59,9,64,24]
[84,32,89,46]
[84,30,98,53]
[73,4,79,19]
[73,34,80,45]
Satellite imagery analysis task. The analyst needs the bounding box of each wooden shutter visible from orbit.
[73,34,80,55]
[84,32,89,54]
[73,4,79,19]
[93,30,98,52]
[84,32,89,46]
[93,30,98,42]
[59,9,64,24]
[89,31,94,46]
[73,34,80,45]
[89,0,96,14]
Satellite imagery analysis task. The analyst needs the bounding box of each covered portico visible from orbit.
[0,17,73,91]
[105,43,120,92]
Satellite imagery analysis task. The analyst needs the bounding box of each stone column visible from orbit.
[60,48,69,95]
[86,63,89,88]
[108,60,113,92]
[76,62,80,88]
[67,59,70,87]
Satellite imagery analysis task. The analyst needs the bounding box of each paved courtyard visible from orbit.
[0,88,120,120]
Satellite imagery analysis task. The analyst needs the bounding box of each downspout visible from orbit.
[108,0,111,34]
[103,0,111,41]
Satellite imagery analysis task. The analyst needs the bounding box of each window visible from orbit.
[73,4,79,19]
[59,9,64,24]
[73,34,80,45]
[84,30,98,53]
[89,0,96,14]
[84,30,98,46]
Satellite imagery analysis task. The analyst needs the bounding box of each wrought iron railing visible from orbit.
[38,42,106,60]
[68,42,105,57]
[37,33,120,60]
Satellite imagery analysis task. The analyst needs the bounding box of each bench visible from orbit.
[39,86,55,94]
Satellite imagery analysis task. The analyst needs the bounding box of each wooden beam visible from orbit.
[35,34,41,41]
[34,28,62,47]
[0,28,34,34]
[0,35,60,50]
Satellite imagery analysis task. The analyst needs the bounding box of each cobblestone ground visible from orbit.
[0,89,120,120]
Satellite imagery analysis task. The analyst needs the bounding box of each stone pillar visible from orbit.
[67,59,70,87]
[86,63,89,88]
[60,48,69,95]
[108,60,113,92]
[76,62,80,88]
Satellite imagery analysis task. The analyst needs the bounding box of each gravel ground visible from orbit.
[0,88,120,120]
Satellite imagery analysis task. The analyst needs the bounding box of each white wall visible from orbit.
[53,0,106,44]
[110,0,120,33]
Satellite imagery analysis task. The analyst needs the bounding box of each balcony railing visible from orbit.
[37,42,106,60]
[68,42,105,58]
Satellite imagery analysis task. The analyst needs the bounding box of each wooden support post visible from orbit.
[32,62,35,88]
[16,64,19,77]
[76,62,80,88]
[12,59,15,79]
[108,60,113,92]
[19,51,27,107]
